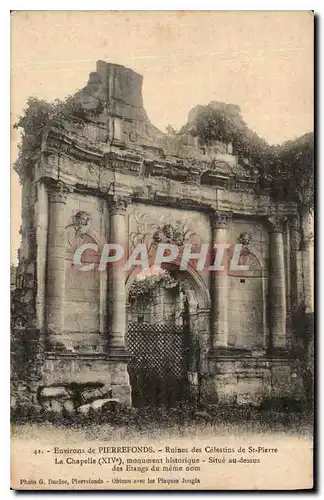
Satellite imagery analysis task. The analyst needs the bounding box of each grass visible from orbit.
[11,403,313,441]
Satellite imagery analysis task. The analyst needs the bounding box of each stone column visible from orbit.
[46,182,69,342]
[289,215,302,314]
[210,210,232,349]
[269,217,287,350]
[108,195,128,351]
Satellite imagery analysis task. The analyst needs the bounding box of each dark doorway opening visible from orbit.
[126,272,190,407]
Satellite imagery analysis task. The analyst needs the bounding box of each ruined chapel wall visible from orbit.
[63,192,108,352]
[226,218,270,350]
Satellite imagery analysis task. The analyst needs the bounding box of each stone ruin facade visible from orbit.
[15,60,313,409]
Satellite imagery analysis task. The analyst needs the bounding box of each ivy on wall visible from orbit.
[13,96,103,179]
[129,269,178,306]
[11,287,44,403]
[180,105,314,211]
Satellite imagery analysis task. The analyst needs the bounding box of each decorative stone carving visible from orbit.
[130,211,202,252]
[211,210,232,229]
[186,167,201,184]
[139,160,154,178]
[268,215,287,233]
[290,214,301,231]
[48,180,71,204]
[72,211,92,236]
[132,184,157,200]
[109,194,129,215]
[238,232,252,248]
[152,224,185,247]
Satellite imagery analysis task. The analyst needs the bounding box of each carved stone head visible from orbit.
[72,211,92,235]
[163,224,174,240]
[173,230,184,246]
[238,232,252,247]
[153,230,166,243]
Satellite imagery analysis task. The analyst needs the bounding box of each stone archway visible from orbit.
[125,263,210,407]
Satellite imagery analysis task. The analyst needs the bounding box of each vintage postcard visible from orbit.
[10,10,314,491]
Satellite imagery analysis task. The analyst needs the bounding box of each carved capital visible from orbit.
[109,194,129,216]
[211,210,232,230]
[290,214,301,231]
[268,215,287,233]
[48,181,71,204]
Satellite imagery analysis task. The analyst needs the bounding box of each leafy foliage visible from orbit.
[183,105,314,209]
[13,95,104,179]
[271,133,314,209]
[11,287,44,397]
[129,269,178,304]
[165,124,179,135]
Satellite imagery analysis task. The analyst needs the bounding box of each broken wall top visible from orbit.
[40,60,251,179]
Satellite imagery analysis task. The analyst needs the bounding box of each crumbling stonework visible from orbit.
[14,60,313,407]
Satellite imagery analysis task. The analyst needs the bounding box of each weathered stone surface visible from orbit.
[40,386,70,400]
[63,400,75,414]
[91,398,119,411]
[78,404,91,415]
[50,400,63,413]
[236,393,261,406]
[41,400,52,411]
[80,385,113,405]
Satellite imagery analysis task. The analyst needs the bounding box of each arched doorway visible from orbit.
[125,264,210,407]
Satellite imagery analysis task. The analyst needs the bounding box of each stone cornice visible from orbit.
[48,180,73,204]
[41,126,257,186]
[42,126,103,164]
[39,127,299,219]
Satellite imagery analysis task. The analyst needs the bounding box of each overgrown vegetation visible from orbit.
[13,95,103,178]
[15,97,314,211]
[129,269,178,305]
[11,399,313,437]
[11,286,44,408]
[181,105,314,210]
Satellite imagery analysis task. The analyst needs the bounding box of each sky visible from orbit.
[11,11,314,263]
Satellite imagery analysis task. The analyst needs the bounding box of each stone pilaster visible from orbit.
[108,195,128,352]
[269,216,287,350]
[210,210,232,350]
[45,182,70,343]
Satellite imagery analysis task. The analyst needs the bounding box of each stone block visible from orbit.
[91,398,119,411]
[50,400,63,413]
[63,400,75,414]
[78,403,91,415]
[39,386,70,400]
[80,385,113,404]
